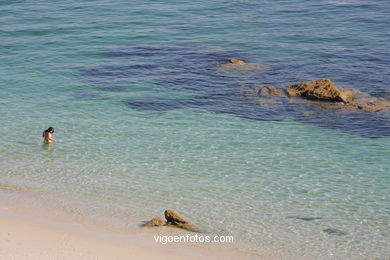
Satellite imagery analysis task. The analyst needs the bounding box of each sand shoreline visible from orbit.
[0,193,266,260]
[0,208,196,260]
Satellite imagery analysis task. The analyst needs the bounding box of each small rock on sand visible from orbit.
[143,210,198,232]
[143,217,165,227]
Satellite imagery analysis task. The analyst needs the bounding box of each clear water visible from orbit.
[1,0,389,259]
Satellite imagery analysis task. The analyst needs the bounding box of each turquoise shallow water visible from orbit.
[1,0,390,259]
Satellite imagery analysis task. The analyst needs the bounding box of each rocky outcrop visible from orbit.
[143,209,197,232]
[286,78,390,112]
[287,79,348,102]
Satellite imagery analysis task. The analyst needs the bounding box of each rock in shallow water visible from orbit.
[286,78,390,112]
[242,85,287,106]
[143,210,198,232]
[259,86,287,97]
[229,58,245,65]
[287,216,322,221]
[287,78,347,102]
[323,228,348,236]
[164,209,198,232]
[218,59,267,74]
[143,217,165,227]
[164,209,188,224]
[347,97,390,112]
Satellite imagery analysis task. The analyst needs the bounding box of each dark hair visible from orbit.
[45,127,54,133]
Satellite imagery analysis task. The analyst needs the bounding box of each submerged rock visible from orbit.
[287,216,322,221]
[259,86,287,97]
[347,97,390,112]
[166,222,197,232]
[340,88,366,102]
[219,59,267,74]
[229,58,246,65]
[323,228,348,236]
[242,85,287,105]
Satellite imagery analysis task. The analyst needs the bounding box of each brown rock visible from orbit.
[143,217,165,227]
[164,209,188,224]
[287,78,348,102]
[285,78,390,111]
[229,58,245,65]
[164,209,198,231]
[143,210,198,231]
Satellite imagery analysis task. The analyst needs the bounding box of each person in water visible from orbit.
[42,127,56,143]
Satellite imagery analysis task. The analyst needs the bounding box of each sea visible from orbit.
[0,0,389,259]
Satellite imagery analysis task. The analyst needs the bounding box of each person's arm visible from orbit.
[48,133,56,142]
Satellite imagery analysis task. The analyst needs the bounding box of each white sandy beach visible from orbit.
[0,207,265,260]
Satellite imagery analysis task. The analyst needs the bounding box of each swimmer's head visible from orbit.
[45,127,54,133]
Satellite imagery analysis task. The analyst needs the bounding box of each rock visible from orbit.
[142,210,198,231]
[164,209,198,232]
[259,86,287,97]
[143,217,165,227]
[286,78,390,112]
[287,78,348,102]
[164,209,188,224]
[229,58,245,65]
[323,228,348,236]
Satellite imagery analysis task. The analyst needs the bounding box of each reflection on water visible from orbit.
[41,143,54,165]
[42,143,53,151]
